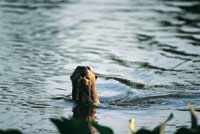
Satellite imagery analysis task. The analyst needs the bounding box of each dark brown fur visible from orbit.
[70,66,100,104]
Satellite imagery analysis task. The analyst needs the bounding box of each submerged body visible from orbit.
[70,66,100,105]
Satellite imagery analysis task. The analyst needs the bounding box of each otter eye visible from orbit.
[81,73,86,77]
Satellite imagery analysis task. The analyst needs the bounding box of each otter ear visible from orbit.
[86,66,91,71]
[95,75,98,80]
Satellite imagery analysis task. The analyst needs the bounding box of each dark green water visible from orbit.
[0,0,200,133]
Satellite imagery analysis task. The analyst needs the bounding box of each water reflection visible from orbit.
[159,0,200,47]
[73,104,97,134]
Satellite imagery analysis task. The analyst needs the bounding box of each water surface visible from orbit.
[0,0,200,133]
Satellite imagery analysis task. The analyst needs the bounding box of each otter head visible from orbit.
[70,66,100,105]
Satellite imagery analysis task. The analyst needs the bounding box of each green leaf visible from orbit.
[174,127,190,134]
[187,103,198,129]
[135,129,154,134]
[0,130,23,134]
[51,117,90,134]
[153,113,174,134]
[91,121,114,134]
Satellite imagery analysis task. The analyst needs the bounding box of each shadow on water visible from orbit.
[109,93,200,108]
[0,0,80,11]
[2,0,78,3]
[159,0,200,47]
[97,73,145,89]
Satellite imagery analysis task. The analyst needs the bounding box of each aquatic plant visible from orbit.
[174,104,200,134]
[50,117,113,134]
[50,117,91,134]
[0,129,23,134]
[0,103,199,134]
[50,103,200,134]
[128,113,174,134]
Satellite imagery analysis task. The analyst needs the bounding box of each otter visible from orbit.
[70,66,100,105]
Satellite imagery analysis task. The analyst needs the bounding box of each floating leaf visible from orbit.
[91,121,114,134]
[153,113,174,134]
[51,117,90,134]
[135,129,154,134]
[0,130,23,134]
[174,127,190,134]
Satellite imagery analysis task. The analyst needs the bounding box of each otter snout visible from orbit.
[70,66,100,105]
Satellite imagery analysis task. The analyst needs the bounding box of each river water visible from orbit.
[0,0,200,134]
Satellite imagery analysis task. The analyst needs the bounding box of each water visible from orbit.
[0,0,200,133]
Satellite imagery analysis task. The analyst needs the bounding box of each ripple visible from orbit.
[1,0,200,133]
[162,48,200,57]
[109,93,200,109]
[99,74,145,89]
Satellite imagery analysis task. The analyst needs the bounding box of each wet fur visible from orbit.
[70,66,100,104]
